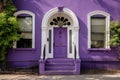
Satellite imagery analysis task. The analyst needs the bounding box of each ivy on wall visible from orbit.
[0,0,20,64]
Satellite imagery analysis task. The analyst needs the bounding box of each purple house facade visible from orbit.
[8,0,120,74]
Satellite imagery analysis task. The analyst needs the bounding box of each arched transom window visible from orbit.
[48,12,73,27]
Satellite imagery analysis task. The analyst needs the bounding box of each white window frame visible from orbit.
[88,10,110,49]
[14,10,35,48]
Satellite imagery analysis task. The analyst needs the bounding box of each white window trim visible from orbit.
[14,10,35,48]
[87,10,110,49]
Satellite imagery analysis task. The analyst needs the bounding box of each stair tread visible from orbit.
[45,63,75,66]
[45,70,75,72]
[45,66,74,68]
[45,67,74,70]
[46,58,74,61]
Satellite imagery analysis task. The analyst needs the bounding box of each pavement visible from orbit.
[0,74,120,80]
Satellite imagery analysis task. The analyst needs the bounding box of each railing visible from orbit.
[74,45,77,59]
[43,44,46,60]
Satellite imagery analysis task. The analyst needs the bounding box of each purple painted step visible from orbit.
[45,66,75,70]
[44,70,76,75]
[39,58,81,75]
[45,58,75,71]
[45,62,74,66]
[46,58,74,62]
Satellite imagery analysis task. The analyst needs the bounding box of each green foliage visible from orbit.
[110,20,120,47]
[0,0,20,64]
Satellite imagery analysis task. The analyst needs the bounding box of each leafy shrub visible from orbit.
[0,0,20,64]
[110,20,120,47]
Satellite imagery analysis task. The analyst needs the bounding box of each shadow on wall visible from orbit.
[93,0,120,19]
[33,0,52,8]
[77,17,88,59]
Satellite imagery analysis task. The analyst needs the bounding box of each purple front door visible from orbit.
[54,28,67,58]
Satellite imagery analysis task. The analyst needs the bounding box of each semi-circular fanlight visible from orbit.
[50,16,71,27]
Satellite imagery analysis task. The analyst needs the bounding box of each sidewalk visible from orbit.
[0,74,120,80]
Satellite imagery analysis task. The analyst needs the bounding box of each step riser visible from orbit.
[45,63,75,66]
[44,71,76,75]
[46,59,74,63]
[45,67,75,70]
[46,61,74,63]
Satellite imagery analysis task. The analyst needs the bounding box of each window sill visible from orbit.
[88,48,111,51]
[12,48,36,51]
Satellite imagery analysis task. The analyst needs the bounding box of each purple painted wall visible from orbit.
[8,0,120,68]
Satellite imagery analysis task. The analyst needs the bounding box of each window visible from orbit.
[14,10,35,48]
[17,16,32,48]
[91,17,105,48]
[88,11,110,49]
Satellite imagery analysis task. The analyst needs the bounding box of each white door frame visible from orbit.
[41,7,79,59]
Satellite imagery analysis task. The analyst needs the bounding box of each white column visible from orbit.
[47,28,53,58]
[74,27,79,59]
[41,27,47,59]
[68,27,75,59]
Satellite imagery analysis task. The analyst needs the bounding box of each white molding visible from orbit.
[42,7,58,28]
[87,10,110,49]
[63,8,79,28]
[41,7,79,59]
[14,10,35,48]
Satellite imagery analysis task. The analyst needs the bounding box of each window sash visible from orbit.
[91,18,106,48]
[17,16,33,48]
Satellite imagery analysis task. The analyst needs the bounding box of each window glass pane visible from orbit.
[91,25,105,33]
[17,38,32,48]
[91,17,105,48]
[18,16,32,32]
[91,18,105,25]
[91,33,104,40]
[91,40,104,48]
[21,32,32,39]
[49,30,52,53]
[69,30,72,53]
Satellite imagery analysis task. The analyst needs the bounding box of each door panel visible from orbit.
[54,28,67,58]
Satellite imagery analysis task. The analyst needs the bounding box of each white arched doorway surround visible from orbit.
[41,7,79,59]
